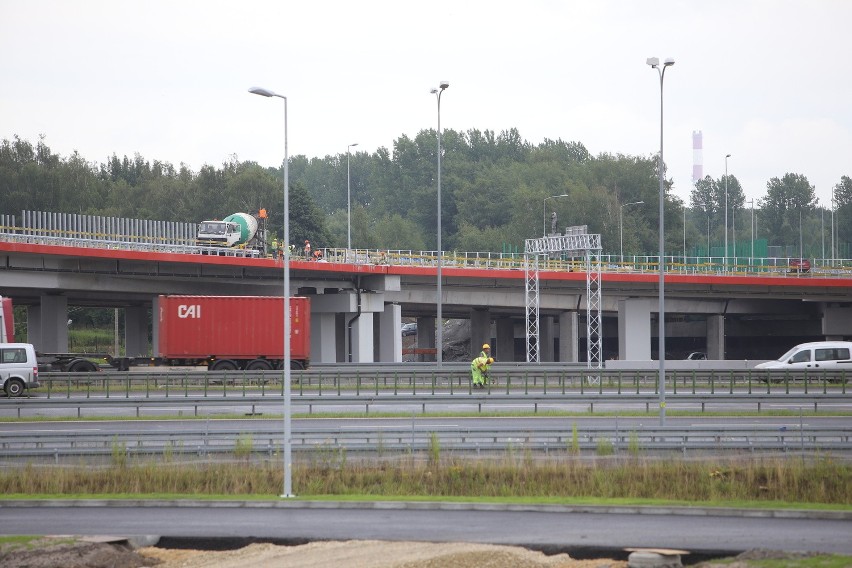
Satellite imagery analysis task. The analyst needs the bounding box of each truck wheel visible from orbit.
[211,359,238,371]
[289,360,304,370]
[5,379,25,397]
[247,359,272,371]
[68,360,98,372]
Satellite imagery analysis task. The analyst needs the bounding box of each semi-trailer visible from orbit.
[153,295,310,370]
[0,295,310,374]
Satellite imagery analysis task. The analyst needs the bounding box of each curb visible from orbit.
[2,499,849,520]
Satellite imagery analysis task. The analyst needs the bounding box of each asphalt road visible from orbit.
[2,502,850,558]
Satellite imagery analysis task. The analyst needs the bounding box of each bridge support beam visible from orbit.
[28,295,68,353]
[348,312,374,363]
[707,314,726,360]
[496,318,515,362]
[310,292,386,363]
[416,316,436,362]
[125,305,148,357]
[540,316,555,362]
[378,303,402,363]
[559,311,579,363]
[470,308,491,357]
[822,305,852,340]
[618,298,653,361]
[311,313,338,363]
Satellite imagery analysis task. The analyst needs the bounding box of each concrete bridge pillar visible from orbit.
[822,305,852,340]
[348,312,374,362]
[27,295,68,353]
[618,298,653,361]
[379,303,402,362]
[495,317,515,362]
[416,316,436,362]
[707,314,726,360]
[310,313,338,363]
[125,305,149,357]
[310,291,386,363]
[559,311,579,363]
[540,316,555,362]
[470,308,491,356]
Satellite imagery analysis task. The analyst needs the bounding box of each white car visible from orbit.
[0,343,40,397]
[755,341,852,370]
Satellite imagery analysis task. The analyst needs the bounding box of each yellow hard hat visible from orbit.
[482,343,490,350]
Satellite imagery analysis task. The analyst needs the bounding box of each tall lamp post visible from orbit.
[346,142,359,255]
[248,86,293,498]
[619,200,644,263]
[732,205,737,263]
[832,188,836,263]
[746,199,754,262]
[647,56,674,426]
[431,81,449,368]
[724,153,731,269]
[543,194,570,236]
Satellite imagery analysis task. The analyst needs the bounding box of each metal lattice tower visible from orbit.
[524,226,603,369]
[524,254,540,362]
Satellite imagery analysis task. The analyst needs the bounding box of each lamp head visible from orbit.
[646,57,660,68]
[439,80,449,90]
[663,58,675,67]
[249,87,275,97]
[726,153,731,158]
[430,88,439,95]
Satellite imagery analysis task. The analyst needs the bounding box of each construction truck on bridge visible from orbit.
[196,210,269,252]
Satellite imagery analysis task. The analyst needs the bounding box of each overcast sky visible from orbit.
[2,0,850,208]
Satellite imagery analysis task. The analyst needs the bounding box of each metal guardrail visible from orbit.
[24,367,851,399]
[0,423,848,462]
[4,392,851,418]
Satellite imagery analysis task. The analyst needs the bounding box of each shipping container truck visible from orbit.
[155,295,310,370]
[0,295,310,372]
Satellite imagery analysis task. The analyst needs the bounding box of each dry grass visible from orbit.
[1,455,850,505]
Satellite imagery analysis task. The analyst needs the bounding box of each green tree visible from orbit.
[759,173,816,248]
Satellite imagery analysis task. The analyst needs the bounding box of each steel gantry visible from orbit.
[524,226,603,369]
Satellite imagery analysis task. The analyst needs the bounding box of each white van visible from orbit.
[755,341,852,370]
[0,343,40,397]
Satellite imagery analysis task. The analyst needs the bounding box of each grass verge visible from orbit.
[1,456,850,508]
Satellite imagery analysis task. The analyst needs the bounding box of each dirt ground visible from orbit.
[1,537,829,568]
[2,538,629,568]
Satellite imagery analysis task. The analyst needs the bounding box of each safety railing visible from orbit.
[3,392,848,419]
[22,367,850,400]
[0,422,848,462]
[4,211,852,277]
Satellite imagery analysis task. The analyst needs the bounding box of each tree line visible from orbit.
[2,133,850,259]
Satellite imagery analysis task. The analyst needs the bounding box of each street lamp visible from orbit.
[346,142,359,255]
[431,80,449,368]
[724,154,731,269]
[732,205,737,263]
[619,200,644,263]
[832,188,836,263]
[248,85,293,498]
[647,56,674,426]
[543,194,570,236]
[746,199,754,262]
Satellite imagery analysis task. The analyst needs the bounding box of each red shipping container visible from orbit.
[157,296,310,365]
